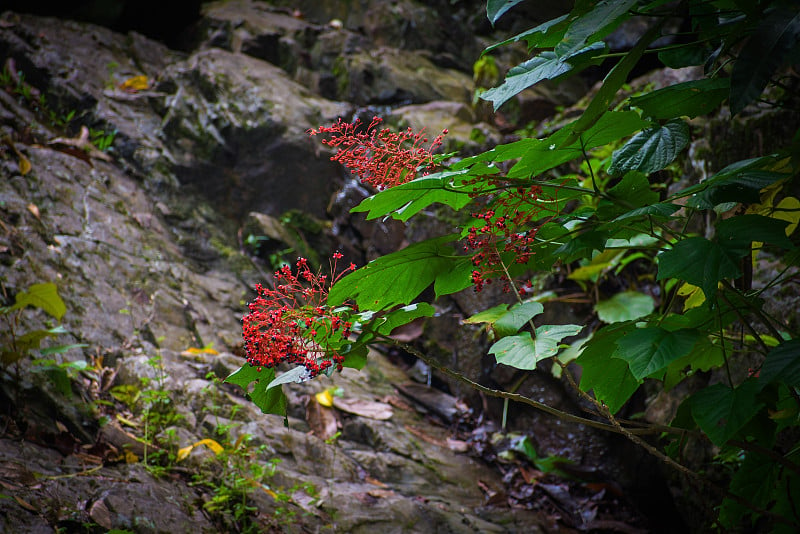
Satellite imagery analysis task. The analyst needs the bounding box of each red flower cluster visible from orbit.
[465,184,551,293]
[308,117,447,190]
[242,255,356,379]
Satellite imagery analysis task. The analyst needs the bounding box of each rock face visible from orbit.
[0,2,564,532]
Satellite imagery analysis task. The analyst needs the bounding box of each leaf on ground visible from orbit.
[177,439,224,462]
[333,397,393,420]
[594,291,654,323]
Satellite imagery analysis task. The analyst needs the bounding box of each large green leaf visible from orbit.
[614,327,704,380]
[225,364,288,416]
[630,78,730,120]
[679,154,788,208]
[689,379,763,446]
[351,170,478,222]
[718,452,780,528]
[576,322,641,413]
[328,235,460,310]
[608,119,690,177]
[758,339,800,389]
[482,43,605,111]
[8,283,66,321]
[657,237,741,300]
[594,291,654,323]
[730,6,800,115]
[486,0,526,25]
[489,324,582,370]
[555,0,637,59]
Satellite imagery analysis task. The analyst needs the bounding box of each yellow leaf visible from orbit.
[181,346,219,355]
[678,282,705,311]
[177,438,225,462]
[18,152,31,175]
[119,75,150,92]
[115,414,139,428]
[773,197,800,236]
[315,389,334,407]
[123,450,139,463]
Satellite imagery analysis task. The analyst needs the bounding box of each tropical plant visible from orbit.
[227,0,800,530]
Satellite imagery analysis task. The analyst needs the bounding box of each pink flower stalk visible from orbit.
[309,117,447,190]
[242,254,355,379]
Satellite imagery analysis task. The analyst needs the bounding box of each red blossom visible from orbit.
[242,256,357,379]
[308,117,447,190]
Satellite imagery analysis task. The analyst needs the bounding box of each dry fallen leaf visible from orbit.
[118,75,150,92]
[48,126,112,162]
[13,496,38,512]
[306,396,338,440]
[177,438,225,461]
[332,397,393,420]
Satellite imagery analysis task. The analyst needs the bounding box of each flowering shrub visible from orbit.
[241,255,355,380]
[228,1,800,530]
[308,117,447,190]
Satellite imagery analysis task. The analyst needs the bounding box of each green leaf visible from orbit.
[465,300,544,338]
[15,328,60,353]
[716,214,794,253]
[614,327,704,380]
[576,322,641,413]
[611,202,680,223]
[555,0,637,59]
[563,21,663,146]
[481,43,605,111]
[9,283,66,321]
[351,171,478,222]
[266,366,308,390]
[758,339,800,389]
[328,235,460,310]
[490,324,582,370]
[718,452,780,528]
[372,303,436,336]
[657,44,710,68]
[225,365,288,416]
[486,0,526,25]
[730,7,800,115]
[630,78,730,120]
[483,15,569,54]
[663,336,725,390]
[657,237,741,300]
[681,156,787,208]
[594,291,655,323]
[690,379,763,446]
[608,119,690,177]
[509,111,649,179]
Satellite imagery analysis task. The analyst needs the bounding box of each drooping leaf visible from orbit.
[576,322,641,413]
[630,78,730,120]
[266,366,308,390]
[594,291,655,323]
[690,379,763,446]
[657,237,742,300]
[328,235,460,310]
[486,0,526,25]
[483,15,570,54]
[8,283,66,321]
[490,324,582,370]
[608,119,690,177]
[225,364,288,416]
[758,339,800,389]
[351,170,478,222]
[614,327,704,380]
[481,43,605,111]
[371,303,436,336]
[730,7,800,115]
[611,202,680,223]
[555,0,637,59]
